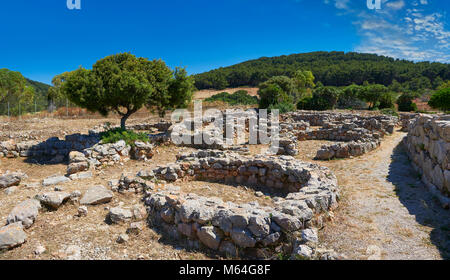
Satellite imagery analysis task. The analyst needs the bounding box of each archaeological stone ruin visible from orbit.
[1,110,449,259]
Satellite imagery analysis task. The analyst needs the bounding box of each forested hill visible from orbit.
[194,51,450,91]
[26,78,50,99]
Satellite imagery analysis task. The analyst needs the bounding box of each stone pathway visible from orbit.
[319,131,450,260]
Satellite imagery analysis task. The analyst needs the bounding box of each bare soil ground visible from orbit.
[1,115,449,260]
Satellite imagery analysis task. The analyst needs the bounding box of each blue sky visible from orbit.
[0,0,449,84]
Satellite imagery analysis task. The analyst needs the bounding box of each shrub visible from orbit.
[428,88,450,112]
[337,84,366,109]
[205,90,258,106]
[397,93,418,112]
[378,91,397,109]
[258,83,291,109]
[100,128,149,146]
[297,86,341,111]
[359,84,389,109]
[380,108,399,117]
[268,102,296,114]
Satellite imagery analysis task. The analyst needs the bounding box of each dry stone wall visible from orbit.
[404,115,450,208]
[115,150,340,259]
[0,133,155,174]
[283,111,398,160]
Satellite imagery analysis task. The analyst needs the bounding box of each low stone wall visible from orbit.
[404,115,450,208]
[399,113,420,132]
[284,111,397,132]
[0,133,154,174]
[115,150,340,259]
[0,134,99,161]
[283,111,397,160]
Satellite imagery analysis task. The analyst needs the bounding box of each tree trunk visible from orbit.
[121,113,130,130]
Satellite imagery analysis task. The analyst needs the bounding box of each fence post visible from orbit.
[7,102,10,119]
[66,98,69,117]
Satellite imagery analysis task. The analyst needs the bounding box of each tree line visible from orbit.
[194,51,450,93]
[257,70,450,114]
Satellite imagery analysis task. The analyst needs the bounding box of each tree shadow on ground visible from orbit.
[23,134,99,165]
[387,142,450,259]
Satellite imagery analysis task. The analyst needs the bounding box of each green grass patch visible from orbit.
[100,128,149,146]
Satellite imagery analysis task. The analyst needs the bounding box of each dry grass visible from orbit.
[194,87,259,100]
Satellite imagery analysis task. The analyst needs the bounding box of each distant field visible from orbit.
[194,87,258,100]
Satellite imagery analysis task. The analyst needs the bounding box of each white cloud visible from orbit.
[328,0,450,62]
[386,0,405,10]
[324,0,351,10]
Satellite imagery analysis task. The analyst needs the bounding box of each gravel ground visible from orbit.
[317,131,450,260]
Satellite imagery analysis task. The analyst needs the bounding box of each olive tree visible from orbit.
[61,53,194,129]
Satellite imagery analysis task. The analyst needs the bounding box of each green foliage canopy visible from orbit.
[428,88,450,112]
[194,51,450,94]
[60,53,194,129]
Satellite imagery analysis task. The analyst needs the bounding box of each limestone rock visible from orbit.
[36,191,71,209]
[231,229,256,248]
[0,223,27,250]
[292,244,313,259]
[77,206,88,217]
[197,226,222,250]
[42,175,71,187]
[108,207,133,224]
[80,185,113,205]
[0,173,22,189]
[301,228,319,245]
[6,199,41,228]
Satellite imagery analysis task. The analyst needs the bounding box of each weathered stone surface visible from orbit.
[247,216,270,237]
[67,162,89,175]
[4,186,17,195]
[6,199,41,228]
[301,228,318,245]
[127,221,145,235]
[36,192,71,209]
[197,226,222,250]
[262,232,281,246]
[0,173,24,189]
[0,223,27,250]
[42,175,71,186]
[272,213,303,232]
[68,151,86,163]
[69,171,93,180]
[219,241,238,257]
[108,207,133,224]
[231,229,256,248]
[404,115,450,208]
[131,205,147,221]
[77,206,88,217]
[80,185,113,205]
[292,244,313,259]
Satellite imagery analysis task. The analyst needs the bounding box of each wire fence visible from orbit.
[0,99,166,121]
[0,98,96,120]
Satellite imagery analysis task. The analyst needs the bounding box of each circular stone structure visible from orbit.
[119,150,340,259]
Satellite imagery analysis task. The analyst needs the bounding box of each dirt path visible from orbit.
[318,131,450,260]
